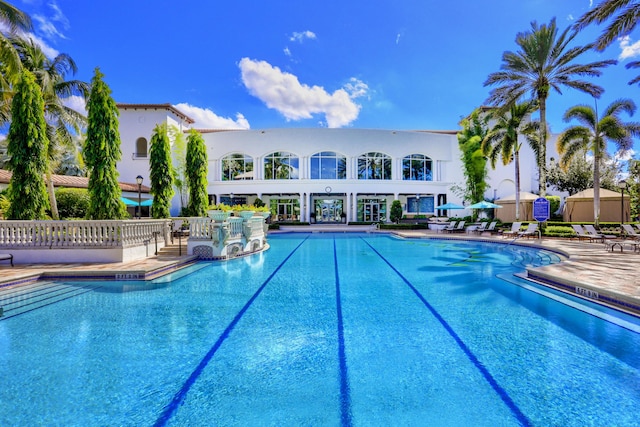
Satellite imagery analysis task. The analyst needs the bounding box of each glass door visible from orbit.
[363,201,380,222]
[315,199,343,223]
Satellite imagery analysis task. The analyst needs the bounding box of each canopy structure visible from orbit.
[563,188,630,222]
[495,192,539,222]
[120,197,138,206]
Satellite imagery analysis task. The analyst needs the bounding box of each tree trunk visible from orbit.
[593,150,601,227]
[515,151,521,221]
[538,99,548,197]
[47,172,59,220]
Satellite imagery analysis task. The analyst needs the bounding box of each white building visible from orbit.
[116,103,551,222]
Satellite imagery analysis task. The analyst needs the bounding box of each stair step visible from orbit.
[0,282,101,320]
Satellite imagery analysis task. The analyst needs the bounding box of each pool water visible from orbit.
[1,233,639,426]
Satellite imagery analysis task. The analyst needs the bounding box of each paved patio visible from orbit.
[0,226,638,316]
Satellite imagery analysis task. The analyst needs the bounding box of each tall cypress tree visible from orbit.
[185,129,208,217]
[149,123,174,218]
[6,70,50,219]
[84,67,127,219]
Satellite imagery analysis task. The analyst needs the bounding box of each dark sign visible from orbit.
[533,197,550,222]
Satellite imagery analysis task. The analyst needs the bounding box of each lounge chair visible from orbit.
[471,222,487,234]
[584,224,616,243]
[486,221,498,233]
[502,222,522,238]
[444,221,466,233]
[0,253,13,267]
[518,222,539,239]
[441,221,458,233]
[571,224,597,242]
[622,224,640,240]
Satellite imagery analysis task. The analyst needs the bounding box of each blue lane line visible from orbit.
[360,237,531,427]
[153,236,310,427]
[333,238,352,427]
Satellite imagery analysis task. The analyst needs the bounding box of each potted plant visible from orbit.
[208,203,232,221]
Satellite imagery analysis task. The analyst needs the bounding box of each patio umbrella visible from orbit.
[434,202,465,210]
[468,200,502,209]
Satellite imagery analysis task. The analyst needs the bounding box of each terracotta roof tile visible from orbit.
[0,169,150,193]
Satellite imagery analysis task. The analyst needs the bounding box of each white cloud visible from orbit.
[283,47,291,57]
[33,0,69,41]
[238,58,367,128]
[24,33,60,58]
[615,148,635,162]
[289,30,316,43]
[63,95,86,117]
[618,35,640,60]
[174,103,250,129]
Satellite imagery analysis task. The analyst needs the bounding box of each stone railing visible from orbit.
[0,220,170,249]
[187,215,267,259]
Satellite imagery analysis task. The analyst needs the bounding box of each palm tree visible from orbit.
[11,36,89,219]
[574,0,640,50]
[0,1,32,122]
[556,99,640,225]
[482,100,539,220]
[484,18,616,196]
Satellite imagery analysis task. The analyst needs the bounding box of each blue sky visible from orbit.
[14,0,640,156]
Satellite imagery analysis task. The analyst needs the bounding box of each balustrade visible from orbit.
[0,220,169,248]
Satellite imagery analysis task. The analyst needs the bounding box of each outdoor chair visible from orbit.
[484,221,498,234]
[518,223,539,239]
[444,221,466,233]
[571,224,597,242]
[441,221,458,232]
[471,222,487,234]
[0,253,13,267]
[622,224,640,240]
[502,222,522,238]
[584,224,616,243]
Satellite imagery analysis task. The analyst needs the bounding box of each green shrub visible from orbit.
[390,200,402,223]
[542,225,576,238]
[55,188,90,219]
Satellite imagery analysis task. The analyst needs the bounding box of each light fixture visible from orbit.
[136,175,143,219]
[619,180,627,225]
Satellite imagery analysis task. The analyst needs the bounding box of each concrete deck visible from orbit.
[0,226,638,316]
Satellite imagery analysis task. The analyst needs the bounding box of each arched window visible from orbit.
[402,154,433,181]
[358,152,391,180]
[135,137,148,158]
[264,151,299,180]
[222,153,254,181]
[310,151,347,179]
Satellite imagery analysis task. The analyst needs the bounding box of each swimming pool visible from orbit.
[1,233,639,426]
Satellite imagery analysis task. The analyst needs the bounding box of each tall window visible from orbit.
[222,153,254,181]
[358,152,391,180]
[264,151,299,180]
[403,154,433,180]
[135,137,148,158]
[311,151,346,179]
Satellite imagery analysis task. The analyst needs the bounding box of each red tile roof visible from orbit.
[0,169,150,193]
